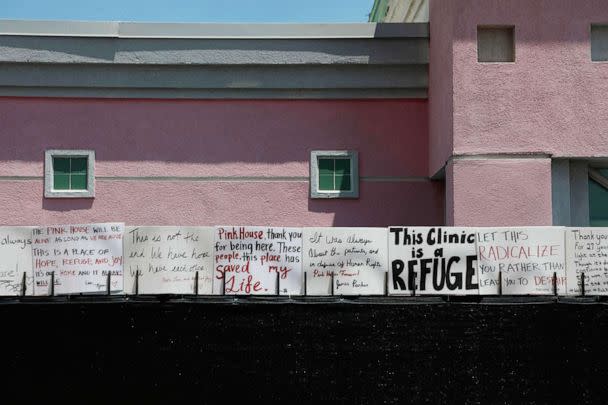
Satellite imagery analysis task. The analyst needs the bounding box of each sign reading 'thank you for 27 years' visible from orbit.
[476,227,566,295]
[565,228,608,295]
[214,226,303,295]
[388,227,478,295]
[32,223,124,295]
[303,227,388,295]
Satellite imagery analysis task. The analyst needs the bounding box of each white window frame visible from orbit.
[44,149,95,198]
[310,150,359,199]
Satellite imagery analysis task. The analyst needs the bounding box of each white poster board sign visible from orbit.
[32,223,124,295]
[214,226,303,295]
[476,227,566,295]
[124,226,214,294]
[565,228,608,295]
[0,227,34,296]
[388,227,478,295]
[303,228,387,295]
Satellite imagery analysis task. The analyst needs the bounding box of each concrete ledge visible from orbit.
[0,86,428,99]
[0,63,428,99]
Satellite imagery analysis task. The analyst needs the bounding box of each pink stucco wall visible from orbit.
[448,158,553,226]
[0,97,443,226]
[450,0,608,157]
[1,98,429,177]
[430,0,608,226]
[0,180,443,227]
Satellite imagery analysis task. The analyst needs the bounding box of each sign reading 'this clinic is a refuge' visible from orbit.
[388,227,478,295]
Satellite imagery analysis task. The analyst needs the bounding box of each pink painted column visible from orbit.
[446,158,553,226]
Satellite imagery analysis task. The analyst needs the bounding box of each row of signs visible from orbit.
[0,224,605,296]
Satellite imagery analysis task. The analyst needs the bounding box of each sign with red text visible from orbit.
[214,226,303,295]
[565,228,608,295]
[0,227,34,296]
[32,223,124,295]
[303,227,387,295]
[476,227,566,295]
[388,227,478,295]
[124,226,214,294]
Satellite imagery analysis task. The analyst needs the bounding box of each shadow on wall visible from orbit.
[307,180,445,227]
[1,98,442,226]
[43,198,94,212]
[1,99,428,166]
[449,0,604,43]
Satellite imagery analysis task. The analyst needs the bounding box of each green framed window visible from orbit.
[52,157,88,191]
[45,150,95,198]
[589,169,608,226]
[310,151,359,199]
[318,158,352,192]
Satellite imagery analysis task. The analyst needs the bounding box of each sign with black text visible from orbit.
[124,226,214,294]
[565,228,608,295]
[214,226,303,295]
[32,223,124,295]
[303,227,387,295]
[388,227,478,295]
[476,227,566,295]
[0,227,34,296]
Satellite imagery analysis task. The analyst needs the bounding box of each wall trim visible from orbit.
[0,87,428,100]
[0,175,433,183]
[449,153,552,162]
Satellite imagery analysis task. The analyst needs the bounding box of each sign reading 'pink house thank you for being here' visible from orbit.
[214,226,303,295]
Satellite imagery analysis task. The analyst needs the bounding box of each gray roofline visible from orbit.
[0,19,429,100]
[0,19,428,39]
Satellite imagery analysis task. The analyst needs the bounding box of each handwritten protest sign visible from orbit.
[0,227,34,296]
[32,223,124,295]
[388,227,478,295]
[303,227,387,295]
[124,226,214,294]
[214,226,303,295]
[476,227,566,295]
[565,228,608,295]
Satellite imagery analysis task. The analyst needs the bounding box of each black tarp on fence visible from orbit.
[1,296,608,404]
